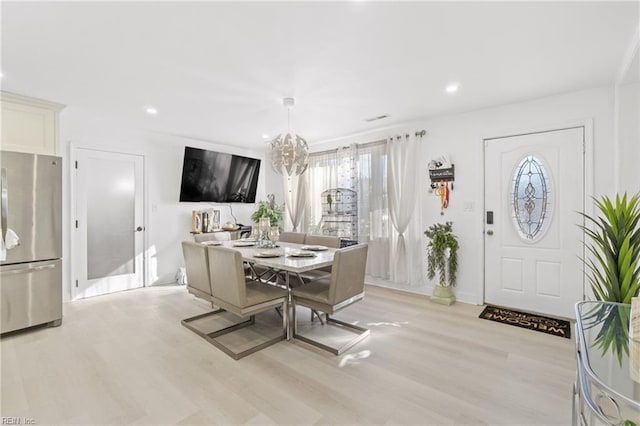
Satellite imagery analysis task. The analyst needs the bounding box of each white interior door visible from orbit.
[484,127,584,319]
[74,148,145,299]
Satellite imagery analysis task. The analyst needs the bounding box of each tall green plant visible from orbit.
[251,194,284,231]
[579,193,640,365]
[424,222,459,287]
[580,193,640,304]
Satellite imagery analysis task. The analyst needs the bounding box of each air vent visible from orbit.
[364,114,390,123]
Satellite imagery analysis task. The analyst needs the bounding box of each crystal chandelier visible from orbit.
[270,97,309,176]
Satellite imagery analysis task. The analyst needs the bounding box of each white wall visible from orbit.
[312,87,614,304]
[616,81,640,194]
[58,86,616,305]
[615,26,639,195]
[60,108,272,302]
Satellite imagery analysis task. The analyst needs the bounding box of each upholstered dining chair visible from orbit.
[199,245,288,359]
[304,234,341,249]
[295,234,342,285]
[193,232,231,243]
[291,243,369,355]
[279,231,306,244]
[181,240,229,329]
[182,241,216,303]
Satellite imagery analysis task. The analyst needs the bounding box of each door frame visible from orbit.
[480,119,594,307]
[69,144,148,300]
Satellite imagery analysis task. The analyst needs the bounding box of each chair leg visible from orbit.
[310,309,325,325]
[282,299,288,338]
[292,310,370,355]
[292,298,298,336]
[181,308,286,360]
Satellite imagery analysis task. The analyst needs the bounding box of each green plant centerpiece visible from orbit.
[424,221,459,305]
[251,193,284,232]
[580,193,640,365]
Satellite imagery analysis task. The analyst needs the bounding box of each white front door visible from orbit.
[74,148,145,299]
[484,127,584,319]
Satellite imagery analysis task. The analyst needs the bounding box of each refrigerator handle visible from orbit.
[1,167,7,240]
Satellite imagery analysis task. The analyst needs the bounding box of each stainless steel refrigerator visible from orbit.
[1,151,62,334]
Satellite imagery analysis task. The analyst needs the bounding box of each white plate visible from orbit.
[233,241,255,247]
[288,251,317,258]
[254,251,282,258]
[301,245,328,251]
[201,240,222,246]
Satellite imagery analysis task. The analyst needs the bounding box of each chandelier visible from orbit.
[270,97,309,176]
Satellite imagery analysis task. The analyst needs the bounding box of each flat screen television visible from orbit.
[179,146,260,203]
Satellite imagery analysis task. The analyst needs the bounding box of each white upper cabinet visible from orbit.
[0,91,65,156]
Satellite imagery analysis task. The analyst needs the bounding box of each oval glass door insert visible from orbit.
[511,155,553,241]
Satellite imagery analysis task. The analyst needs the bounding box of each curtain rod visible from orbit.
[394,130,426,139]
[309,130,425,157]
[309,138,386,157]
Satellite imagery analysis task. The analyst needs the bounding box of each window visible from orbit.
[511,155,553,240]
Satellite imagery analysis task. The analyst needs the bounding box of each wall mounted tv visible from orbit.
[179,146,261,203]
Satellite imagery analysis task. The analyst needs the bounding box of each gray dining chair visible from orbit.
[291,243,369,355]
[304,234,341,249]
[182,241,214,301]
[202,245,288,359]
[295,234,342,285]
[181,240,231,335]
[279,231,306,244]
[194,232,231,243]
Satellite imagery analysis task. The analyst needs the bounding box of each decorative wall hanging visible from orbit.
[428,155,455,215]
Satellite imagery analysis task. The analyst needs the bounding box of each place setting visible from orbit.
[232,240,256,247]
[288,250,317,258]
[200,240,223,246]
[253,250,283,258]
[300,245,328,251]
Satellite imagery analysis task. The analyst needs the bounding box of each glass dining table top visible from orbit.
[575,301,640,406]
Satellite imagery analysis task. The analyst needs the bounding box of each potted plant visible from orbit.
[424,221,459,305]
[580,193,640,363]
[251,193,284,232]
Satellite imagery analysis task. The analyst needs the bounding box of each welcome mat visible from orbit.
[479,305,571,339]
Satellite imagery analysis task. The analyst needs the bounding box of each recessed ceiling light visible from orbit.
[262,134,270,140]
[445,83,460,94]
[145,106,158,115]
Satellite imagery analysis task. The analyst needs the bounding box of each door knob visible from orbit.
[486,230,494,236]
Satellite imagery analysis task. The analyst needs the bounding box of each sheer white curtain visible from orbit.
[303,151,338,233]
[356,141,390,278]
[283,174,306,231]
[387,133,421,283]
[301,136,421,284]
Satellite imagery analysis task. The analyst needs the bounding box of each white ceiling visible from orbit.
[2,1,638,149]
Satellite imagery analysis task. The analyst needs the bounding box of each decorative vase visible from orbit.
[431,285,456,306]
[258,217,271,247]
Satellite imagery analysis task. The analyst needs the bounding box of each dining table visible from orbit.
[204,238,339,339]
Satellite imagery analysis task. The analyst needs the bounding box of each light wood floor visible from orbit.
[1,284,575,425]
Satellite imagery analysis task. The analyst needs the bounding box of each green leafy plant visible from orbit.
[580,193,640,304]
[251,194,284,231]
[424,222,459,287]
[579,193,640,364]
